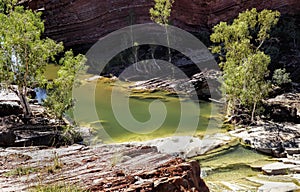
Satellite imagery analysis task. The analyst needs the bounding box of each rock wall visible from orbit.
[25,0,300,53]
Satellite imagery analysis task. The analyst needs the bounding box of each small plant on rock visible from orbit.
[4,166,37,177]
[272,68,292,86]
[46,152,63,174]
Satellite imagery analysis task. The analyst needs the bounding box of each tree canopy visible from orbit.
[0,5,63,90]
[150,0,174,26]
[150,0,174,66]
[210,8,280,120]
[45,51,86,118]
[0,2,86,119]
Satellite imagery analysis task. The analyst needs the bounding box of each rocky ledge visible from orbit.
[229,92,300,157]
[242,154,300,192]
[128,134,236,159]
[264,93,300,123]
[0,144,209,192]
[0,89,81,147]
[129,70,222,101]
[230,122,300,158]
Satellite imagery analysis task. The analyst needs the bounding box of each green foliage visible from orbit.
[0,0,17,14]
[272,68,291,86]
[150,0,174,65]
[149,0,174,25]
[4,166,38,177]
[210,8,280,119]
[0,2,86,118]
[0,4,64,117]
[45,51,86,118]
[46,152,63,173]
[0,5,63,89]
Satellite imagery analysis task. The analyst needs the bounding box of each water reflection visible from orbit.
[35,87,47,104]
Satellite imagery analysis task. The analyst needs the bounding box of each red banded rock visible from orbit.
[21,0,300,53]
[0,144,209,191]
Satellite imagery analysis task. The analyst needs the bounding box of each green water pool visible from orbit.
[72,77,224,143]
[45,65,282,191]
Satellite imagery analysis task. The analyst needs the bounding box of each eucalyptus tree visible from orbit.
[150,0,174,66]
[0,2,86,119]
[0,4,63,117]
[210,8,280,121]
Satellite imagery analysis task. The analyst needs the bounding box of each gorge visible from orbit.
[1,0,300,191]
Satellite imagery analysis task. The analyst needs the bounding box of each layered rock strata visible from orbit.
[0,89,81,147]
[0,144,209,192]
[23,0,300,53]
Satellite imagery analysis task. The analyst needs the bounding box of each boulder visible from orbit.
[0,90,22,117]
[230,122,300,157]
[264,93,300,123]
[0,89,82,147]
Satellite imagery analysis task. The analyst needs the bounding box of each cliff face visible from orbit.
[26,0,300,53]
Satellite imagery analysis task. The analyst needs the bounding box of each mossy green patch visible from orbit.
[4,166,38,177]
[31,184,88,192]
[198,146,276,191]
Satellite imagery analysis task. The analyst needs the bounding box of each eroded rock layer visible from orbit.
[25,0,300,52]
[0,144,209,192]
[0,89,81,147]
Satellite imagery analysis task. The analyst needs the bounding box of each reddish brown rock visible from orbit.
[0,144,209,191]
[23,0,300,53]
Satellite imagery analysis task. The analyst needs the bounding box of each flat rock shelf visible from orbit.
[0,144,209,192]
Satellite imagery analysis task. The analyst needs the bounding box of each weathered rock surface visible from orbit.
[262,162,297,175]
[19,0,300,85]
[0,90,23,117]
[0,144,209,192]
[23,0,300,53]
[242,157,300,190]
[128,133,235,158]
[264,93,300,123]
[0,89,81,147]
[247,177,300,192]
[230,122,300,157]
[129,70,222,101]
